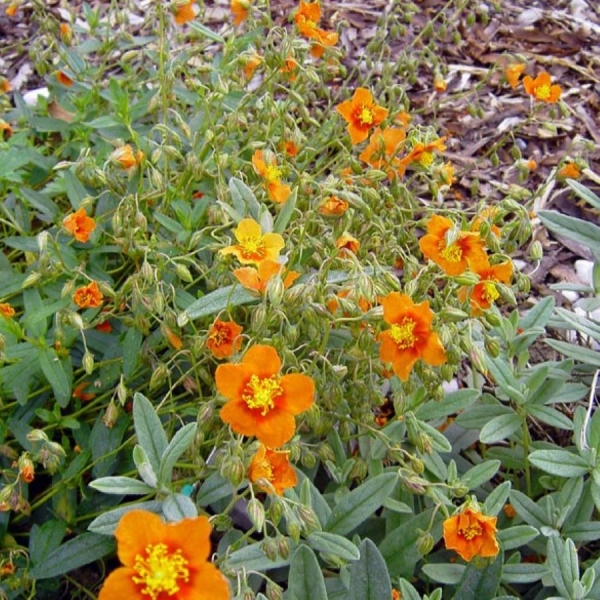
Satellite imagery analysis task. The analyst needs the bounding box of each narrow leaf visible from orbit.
[89,476,156,496]
[347,538,392,600]
[451,550,503,600]
[538,210,600,256]
[158,422,198,485]
[306,532,360,562]
[288,545,328,600]
[133,392,168,474]
[528,449,589,477]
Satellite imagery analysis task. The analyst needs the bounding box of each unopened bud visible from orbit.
[247,498,265,531]
[22,272,42,288]
[470,345,488,375]
[484,337,501,358]
[149,364,169,390]
[439,307,469,322]
[277,534,290,559]
[102,400,120,428]
[416,530,435,555]
[454,271,480,286]
[529,240,543,261]
[261,537,279,561]
[175,263,194,283]
[82,350,94,375]
[297,505,321,534]
[266,275,285,307]
[266,580,283,600]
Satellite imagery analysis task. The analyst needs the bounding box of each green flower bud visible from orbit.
[247,497,265,532]
[261,537,279,562]
[417,530,435,555]
[82,350,95,375]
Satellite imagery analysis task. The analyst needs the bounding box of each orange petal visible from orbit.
[215,363,251,400]
[97,566,142,600]
[115,510,165,566]
[254,408,296,447]
[242,344,281,377]
[279,373,315,414]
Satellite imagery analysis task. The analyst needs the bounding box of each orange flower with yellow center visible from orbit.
[0,303,15,318]
[318,196,349,216]
[419,214,488,276]
[336,88,389,145]
[206,319,243,359]
[522,71,561,103]
[217,344,315,448]
[174,0,196,25]
[398,137,447,176]
[335,233,360,257]
[59,23,72,44]
[219,218,285,265]
[73,281,104,309]
[111,144,142,169]
[358,127,406,178]
[443,507,499,562]
[243,53,262,79]
[233,260,300,295]
[505,63,526,89]
[248,444,297,496]
[378,292,447,381]
[458,258,513,315]
[231,0,251,25]
[252,150,292,203]
[63,208,96,243]
[98,510,229,600]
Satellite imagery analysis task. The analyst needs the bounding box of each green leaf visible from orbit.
[288,545,328,600]
[545,339,600,368]
[226,540,297,572]
[158,422,198,485]
[306,532,360,562]
[64,170,88,207]
[29,521,67,566]
[547,536,577,598]
[519,296,555,330]
[509,490,552,528]
[87,501,163,535]
[451,550,503,600]
[38,347,71,408]
[181,285,256,321]
[500,563,548,584]
[196,471,235,507]
[123,327,143,379]
[526,405,574,430]
[89,476,156,495]
[228,176,261,220]
[562,522,600,543]
[133,392,168,474]
[274,188,298,234]
[132,444,158,488]
[461,460,501,490]
[538,210,600,257]
[567,179,600,210]
[162,493,198,521]
[422,563,465,585]
[479,412,521,444]
[30,532,115,580]
[497,525,539,550]
[415,389,480,421]
[325,472,398,535]
[528,449,589,477]
[347,538,392,600]
[554,307,600,341]
[23,288,48,337]
[188,20,225,43]
[20,187,60,220]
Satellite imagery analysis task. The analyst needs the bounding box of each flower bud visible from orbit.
[175,263,194,283]
[454,272,481,286]
[247,497,265,532]
[261,537,279,561]
[149,364,169,390]
[102,400,120,428]
[266,581,283,600]
[277,535,290,559]
[439,307,469,322]
[297,505,321,534]
[266,275,285,307]
[22,272,42,288]
[82,350,94,375]
[416,530,435,555]
[484,337,501,358]
[287,518,302,543]
[470,345,488,376]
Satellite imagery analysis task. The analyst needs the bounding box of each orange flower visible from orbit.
[280,57,300,82]
[419,214,487,276]
[95,320,113,334]
[378,292,447,381]
[56,71,73,86]
[522,71,561,103]
[243,53,262,79]
[281,138,299,157]
[391,590,402,600]
[395,111,412,128]
[358,127,406,178]
[98,510,229,600]
[336,88,389,145]
[60,22,72,44]
[505,63,525,89]
[163,326,183,350]
[294,1,337,48]
[308,28,339,57]
[503,504,516,519]
[174,0,196,25]
[443,507,499,562]
[6,3,18,17]
[219,218,284,265]
[231,0,250,26]
[248,444,297,495]
[251,150,291,203]
[73,382,96,401]
[557,162,581,180]
[336,233,360,257]
[111,144,139,169]
[217,344,315,448]
[63,208,96,243]
[0,119,13,140]
[1,78,12,93]
[18,456,34,484]
[433,74,447,93]
[206,319,243,359]
[0,303,15,318]
[73,281,104,309]
[398,137,447,176]
[471,207,501,238]
[458,258,513,315]
[318,196,348,216]
[233,260,300,294]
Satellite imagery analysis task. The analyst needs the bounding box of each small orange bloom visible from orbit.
[243,53,262,79]
[308,28,339,57]
[98,510,229,600]
[111,144,139,169]
[336,233,360,257]
[73,281,104,309]
[471,207,501,238]
[6,3,18,17]
[219,218,284,265]
[443,507,499,562]
[281,138,299,157]
[419,214,488,276]
[391,590,402,600]
[557,162,581,180]
[458,258,513,315]
[60,22,72,44]
[206,319,243,359]
[398,137,447,176]
[163,326,183,350]
[217,344,315,448]
[56,71,73,86]
[18,456,34,484]
[294,0,337,52]
[378,292,447,381]
[248,444,297,495]
[395,112,412,128]
[174,0,196,25]
[503,504,516,519]
[358,127,406,178]
[505,63,525,89]
[231,0,251,26]
[95,320,113,334]
[233,260,300,295]
[0,119,13,140]
[433,74,447,93]
[0,78,11,93]
[280,57,300,82]
[336,88,389,145]
[522,71,561,103]
[73,381,96,401]
[63,208,96,243]
[252,150,291,203]
[318,196,348,216]
[0,303,15,318]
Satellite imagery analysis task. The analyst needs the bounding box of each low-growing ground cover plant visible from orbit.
[1,1,600,599]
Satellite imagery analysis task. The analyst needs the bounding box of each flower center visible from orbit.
[356,105,374,126]
[536,83,550,100]
[243,374,283,416]
[419,151,434,167]
[458,521,483,541]
[439,243,462,263]
[265,165,281,183]
[209,325,230,347]
[482,281,500,304]
[240,235,267,260]
[132,543,190,600]
[389,318,417,349]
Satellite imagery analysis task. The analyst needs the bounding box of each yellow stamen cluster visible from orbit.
[239,235,267,261]
[439,243,462,263]
[482,282,500,304]
[132,543,190,600]
[535,84,551,100]
[265,165,282,183]
[389,318,417,349]
[243,374,283,416]
[459,521,483,541]
[358,106,374,126]
[419,151,434,167]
